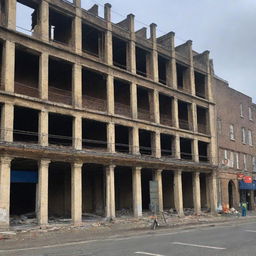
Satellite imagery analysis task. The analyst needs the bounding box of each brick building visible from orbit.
[0,0,218,229]
[214,77,256,211]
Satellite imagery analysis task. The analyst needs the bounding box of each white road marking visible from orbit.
[135,252,166,256]
[172,242,226,250]
[244,230,256,233]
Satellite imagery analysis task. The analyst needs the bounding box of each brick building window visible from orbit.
[236,153,239,169]
[243,154,247,170]
[248,130,253,146]
[249,107,253,121]
[253,156,256,172]
[229,124,235,140]
[242,128,246,144]
[224,150,228,160]
[240,104,244,118]
[217,118,222,135]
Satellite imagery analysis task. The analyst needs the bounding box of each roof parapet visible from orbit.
[135,27,147,39]
[116,14,135,32]
[87,4,99,16]
[175,40,192,58]
[157,31,175,50]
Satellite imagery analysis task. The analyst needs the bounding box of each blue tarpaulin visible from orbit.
[239,180,256,190]
[11,170,38,183]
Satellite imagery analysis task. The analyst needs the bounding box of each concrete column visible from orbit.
[74,11,82,54]
[73,114,82,150]
[169,32,177,89]
[74,0,81,7]
[174,135,181,159]
[206,175,211,209]
[133,167,142,217]
[0,157,12,229]
[1,103,14,142]
[39,110,48,147]
[193,172,201,215]
[153,169,163,212]
[250,190,255,211]
[130,83,138,119]
[72,64,82,108]
[150,23,159,82]
[39,52,48,100]
[209,171,217,214]
[187,41,196,95]
[172,97,179,128]
[153,90,160,124]
[39,0,49,41]
[205,53,213,102]
[192,103,198,132]
[128,14,136,73]
[107,122,115,153]
[105,165,116,218]
[71,162,83,225]
[152,131,161,158]
[193,139,199,162]
[37,159,50,226]
[104,4,113,65]
[174,170,184,217]
[2,41,15,93]
[107,75,114,115]
[209,104,217,165]
[130,127,140,155]
[6,0,16,30]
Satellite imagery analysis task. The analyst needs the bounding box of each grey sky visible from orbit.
[83,0,256,102]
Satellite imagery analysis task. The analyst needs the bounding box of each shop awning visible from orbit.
[239,180,256,190]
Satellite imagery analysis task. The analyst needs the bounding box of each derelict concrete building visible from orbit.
[0,0,218,229]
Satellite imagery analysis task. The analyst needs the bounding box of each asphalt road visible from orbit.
[1,220,256,256]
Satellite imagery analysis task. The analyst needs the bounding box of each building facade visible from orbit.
[214,77,256,211]
[0,0,218,229]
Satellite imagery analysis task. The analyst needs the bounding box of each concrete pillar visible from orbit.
[209,171,217,214]
[105,165,116,218]
[37,159,50,226]
[187,41,196,95]
[107,75,114,115]
[1,103,14,142]
[193,139,199,162]
[71,162,83,225]
[174,135,181,159]
[73,11,82,54]
[209,104,217,165]
[130,83,138,119]
[169,32,177,89]
[128,14,136,73]
[150,23,159,82]
[0,157,12,229]
[250,190,255,211]
[174,170,184,217]
[39,0,49,41]
[172,97,179,128]
[6,0,16,30]
[39,52,48,100]
[193,172,201,215]
[206,175,211,209]
[39,110,48,147]
[153,90,160,124]
[73,114,82,150]
[192,103,198,132]
[153,169,163,212]
[74,0,81,7]
[104,4,113,65]
[72,64,82,108]
[2,41,15,93]
[130,127,140,155]
[205,52,213,102]
[107,122,115,153]
[133,167,142,217]
[152,131,161,158]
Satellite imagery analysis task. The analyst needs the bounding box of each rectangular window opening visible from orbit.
[159,94,172,126]
[136,46,149,77]
[195,71,206,99]
[139,129,152,156]
[112,36,127,70]
[161,134,173,157]
[178,101,191,130]
[197,106,209,134]
[115,125,130,154]
[198,141,209,162]
[158,55,168,85]
[180,138,192,160]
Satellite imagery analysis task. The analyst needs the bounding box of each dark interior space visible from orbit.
[139,129,152,155]
[137,86,151,121]
[176,63,189,91]
[141,169,153,210]
[82,119,107,150]
[198,141,209,162]
[178,100,191,130]
[159,94,172,126]
[182,172,194,210]
[115,167,133,214]
[180,138,192,160]
[16,0,39,36]
[162,170,174,210]
[10,158,38,217]
[113,36,127,69]
[0,0,6,26]
[158,55,168,84]
[0,41,2,84]
[82,23,103,57]
[115,124,130,154]
[161,134,173,157]
[13,106,39,143]
[82,164,105,216]
[15,47,39,97]
[48,162,71,218]
[114,79,131,117]
[197,106,208,134]
[136,46,148,77]
[195,71,206,98]
[48,113,73,147]
[200,173,208,208]
[48,57,72,105]
[82,68,107,112]
[49,8,73,45]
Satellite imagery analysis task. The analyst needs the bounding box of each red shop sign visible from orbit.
[237,174,244,180]
[243,176,252,183]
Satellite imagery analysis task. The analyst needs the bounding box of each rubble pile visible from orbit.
[10,212,37,226]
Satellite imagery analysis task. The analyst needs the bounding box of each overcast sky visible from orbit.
[82,0,256,102]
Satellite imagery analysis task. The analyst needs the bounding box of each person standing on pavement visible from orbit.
[242,202,247,217]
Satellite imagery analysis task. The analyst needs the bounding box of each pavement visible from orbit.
[1,213,256,256]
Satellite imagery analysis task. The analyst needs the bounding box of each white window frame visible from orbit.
[224,150,228,160]
[249,107,253,121]
[240,104,244,117]
[243,154,247,170]
[236,153,239,169]
[253,156,256,172]
[242,128,246,144]
[229,124,235,140]
[248,130,253,146]
[229,151,234,168]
